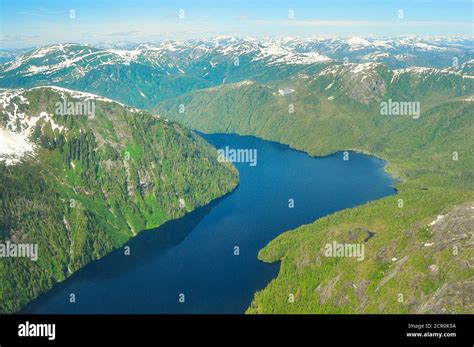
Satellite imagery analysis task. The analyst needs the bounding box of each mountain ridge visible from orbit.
[1,36,473,314]
[1,36,472,109]
[154,60,474,314]
[0,86,238,313]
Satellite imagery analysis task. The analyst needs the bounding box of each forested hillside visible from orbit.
[156,63,474,313]
[0,87,238,313]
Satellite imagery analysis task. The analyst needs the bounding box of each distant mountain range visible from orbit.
[0,36,473,314]
[150,37,474,314]
[0,49,30,65]
[0,36,472,109]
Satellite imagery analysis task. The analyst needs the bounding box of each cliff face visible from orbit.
[415,202,474,313]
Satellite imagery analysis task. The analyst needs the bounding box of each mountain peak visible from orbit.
[346,36,373,49]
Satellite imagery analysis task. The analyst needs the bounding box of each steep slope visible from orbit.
[156,63,474,313]
[248,197,474,314]
[0,86,238,313]
[157,62,472,168]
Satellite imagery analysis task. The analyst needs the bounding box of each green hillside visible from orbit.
[0,87,238,313]
[156,63,474,313]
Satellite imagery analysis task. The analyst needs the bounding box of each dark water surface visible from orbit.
[23,133,395,313]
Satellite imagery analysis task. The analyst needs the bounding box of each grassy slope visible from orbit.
[156,66,474,313]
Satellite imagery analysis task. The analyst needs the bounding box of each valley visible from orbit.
[154,43,474,313]
[21,133,395,313]
[0,86,238,313]
[0,36,473,314]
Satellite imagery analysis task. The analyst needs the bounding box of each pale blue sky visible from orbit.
[0,0,473,48]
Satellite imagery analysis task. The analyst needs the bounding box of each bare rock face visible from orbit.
[314,62,388,105]
[341,69,386,104]
[322,63,388,104]
[415,201,474,313]
[138,169,154,196]
[315,274,340,305]
[416,280,474,313]
[429,202,474,251]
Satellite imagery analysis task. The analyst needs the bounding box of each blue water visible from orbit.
[22,133,395,314]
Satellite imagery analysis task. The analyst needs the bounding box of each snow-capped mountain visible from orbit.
[305,61,472,105]
[1,39,331,78]
[0,84,150,165]
[283,36,473,67]
[0,38,330,108]
[0,36,472,109]
[0,48,29,65]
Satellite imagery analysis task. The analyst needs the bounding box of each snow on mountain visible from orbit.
[0,86,143,166]
[1,38,333,79]
[105,48,142,65]
[0,89,37,165]
[206,38,331,65]
[253,42,330,65]
[38,86,141,111]
[0,36,472,110]
[0,49,28,65]
[346,37,374,51]
[390,66,464,83]
[282,36,472,62]
[361,51,390,61]
[396,37,448,51]
[318,62,384,78]
[1,36,472,81]
[371,40,395,50]
[0,127,34,166]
